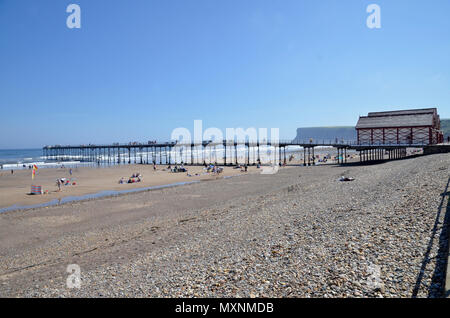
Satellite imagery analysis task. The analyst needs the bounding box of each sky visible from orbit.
[0,0,449,149]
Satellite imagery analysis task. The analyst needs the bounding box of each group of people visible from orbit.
[56,177,75,191]
[119,172,142,184]
[168,164,187,173]
[205,164,223,174]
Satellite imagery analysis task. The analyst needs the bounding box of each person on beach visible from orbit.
[69,168,72,176]
[56,179,61,191]
[153,163,156,171]
[11,169,13,174]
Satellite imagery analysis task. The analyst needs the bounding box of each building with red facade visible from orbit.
[356,108,443,145]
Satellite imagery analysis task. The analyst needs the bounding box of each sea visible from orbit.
[0,148,86,170]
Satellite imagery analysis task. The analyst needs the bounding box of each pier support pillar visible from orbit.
[224,142,227,166]
[303,147,306,167]
[257,142,260,164]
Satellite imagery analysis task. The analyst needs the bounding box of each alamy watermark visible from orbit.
[366,4,381,29]
[170,120,280,174]
[66,4,81,29]
[65,4,381,30]
[366,263,382,291]
[66,264,81,289]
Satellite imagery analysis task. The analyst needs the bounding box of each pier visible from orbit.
[42,108,448,167]
[42,140,449,166]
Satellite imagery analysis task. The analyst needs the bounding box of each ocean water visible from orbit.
[0,148,85,170]
[0,149,44,165]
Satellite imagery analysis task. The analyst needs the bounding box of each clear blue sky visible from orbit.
[0,0,449,148]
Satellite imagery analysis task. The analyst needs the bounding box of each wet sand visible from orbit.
[0,164,259,210]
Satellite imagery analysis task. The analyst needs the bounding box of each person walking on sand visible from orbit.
[56,179,61,192]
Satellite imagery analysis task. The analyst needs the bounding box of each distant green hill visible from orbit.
[441,119,450,137]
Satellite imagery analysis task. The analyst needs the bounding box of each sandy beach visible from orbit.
[0,153,449,298]
[0,164,259,210]
[0,149,362,211]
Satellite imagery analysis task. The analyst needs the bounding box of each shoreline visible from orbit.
[0,180,199,214]
[0,164,264,212]
[0,173,251,214]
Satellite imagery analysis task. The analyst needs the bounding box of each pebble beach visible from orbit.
[0,153,449,298]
